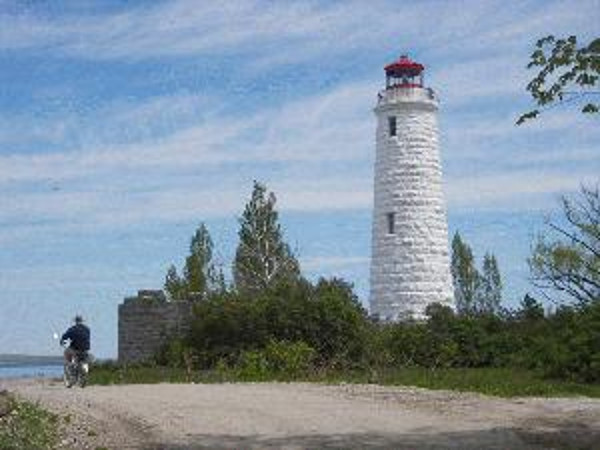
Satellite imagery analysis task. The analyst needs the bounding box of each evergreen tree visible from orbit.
[164,223,219,301]
[233,181,300,295]
[451,232,480,315]
[164,264,186,301]
[213,266,228,295]
[479,253,502,313]
[184,223,217,297]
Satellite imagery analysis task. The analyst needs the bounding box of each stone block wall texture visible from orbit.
[118,290,193,364]
[370,87,454,320]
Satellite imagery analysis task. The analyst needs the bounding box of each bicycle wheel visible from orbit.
[78,365,87,388]
[63,364,75,388]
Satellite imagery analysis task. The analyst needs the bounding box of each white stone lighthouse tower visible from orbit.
[370,55,454,320]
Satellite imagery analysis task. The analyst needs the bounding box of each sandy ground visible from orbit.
[2,378,600,449]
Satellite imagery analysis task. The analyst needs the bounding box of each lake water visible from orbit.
[0,363,63,379]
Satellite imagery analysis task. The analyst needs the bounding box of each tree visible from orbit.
[164,265,186,301]
[517,294,545,321]
[233,181,300,295]
[479,253,503,313]
[517,35,600,125]
[164,223,221,301]
[529,184,600,305]
[451,232,480,314]
[184,223,218,297]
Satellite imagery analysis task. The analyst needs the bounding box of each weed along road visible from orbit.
[4,379,600,449]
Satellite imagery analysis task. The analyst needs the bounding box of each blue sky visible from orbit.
[0,0,598,358]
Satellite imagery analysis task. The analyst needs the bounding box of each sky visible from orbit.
[0,0,598,358]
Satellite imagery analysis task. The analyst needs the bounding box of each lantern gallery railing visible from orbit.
[377,86,437,106]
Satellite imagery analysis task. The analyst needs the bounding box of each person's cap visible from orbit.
[74,315,84,323]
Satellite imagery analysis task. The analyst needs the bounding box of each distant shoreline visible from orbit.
[0,354,64,367]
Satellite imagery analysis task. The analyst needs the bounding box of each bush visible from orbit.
[233,340,316,381]
[162,271,599,385]
[0,396,58,450]
[539,301,600,382]
[235,349,270,381]
[184,277,369,369]
[263,340,316,377]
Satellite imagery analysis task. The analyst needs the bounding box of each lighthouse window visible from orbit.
[388,116,397,137]
[386,212,395,234]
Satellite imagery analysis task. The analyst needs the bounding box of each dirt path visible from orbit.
[3,378,599,449]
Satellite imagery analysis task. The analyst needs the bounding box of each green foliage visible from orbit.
[374,367,600,398]
[184,223,219,296]
[529,185,600,305]
[480,253,502,314]
[88,363,600,398]
[531,301,600,382]
[167,269,599,384]
[451,232,479,314]
[306,278,370,365]
[146,181,599,393]
[518,294,545,321]
[234,349,271,381]
[518,35,599,124]
[185,277,369,369]
[164,265,186,301]
[232,340,316,381]
[367,296,599,383]
[451,233,504,315]
[0,397,59,450]
[233,181,300,295]
[164,223,223,301]
[155,337,195,368]
[89,360,225,384]
[262,340,316,376]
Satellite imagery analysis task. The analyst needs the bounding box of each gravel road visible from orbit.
[3,378,599,449]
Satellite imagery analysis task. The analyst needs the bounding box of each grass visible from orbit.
[362,367,600,398]
[89,362,224,385]
[0,395,59,450]
[88,362,600,398]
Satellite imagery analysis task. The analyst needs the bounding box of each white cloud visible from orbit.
[431,54,529,108]
[4,0,594,68]
[300,256,369,272]
[0,92,214,153]
[6,158,596,242]
[442,108,600,162]
[424,1,590,57]
[1,79,597,239]
[0,173,372,236]
[1,1,400,60]
[1,0,597,238]
[0,79,375,184]
[445,169,600,211]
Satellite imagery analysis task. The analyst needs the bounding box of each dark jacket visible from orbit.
[61,324,90,352]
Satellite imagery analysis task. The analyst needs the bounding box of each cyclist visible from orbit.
[60,315,90,363]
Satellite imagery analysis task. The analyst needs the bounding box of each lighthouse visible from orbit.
[370,55,454,320]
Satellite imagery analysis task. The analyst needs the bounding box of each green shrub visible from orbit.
[539,301,600,382]
[0,397,58,450]
[235,349,270,381]
[262,340,316,377]
[162,270,600,385]
[232,340,316,381]
[185,277,369,369]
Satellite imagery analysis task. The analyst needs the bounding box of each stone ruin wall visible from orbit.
[118,290,193,364]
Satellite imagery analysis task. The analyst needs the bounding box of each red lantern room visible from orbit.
[384,55,424,89]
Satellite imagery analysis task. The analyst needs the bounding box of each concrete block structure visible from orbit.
[118,290,192,364]
[370,55,454,320]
